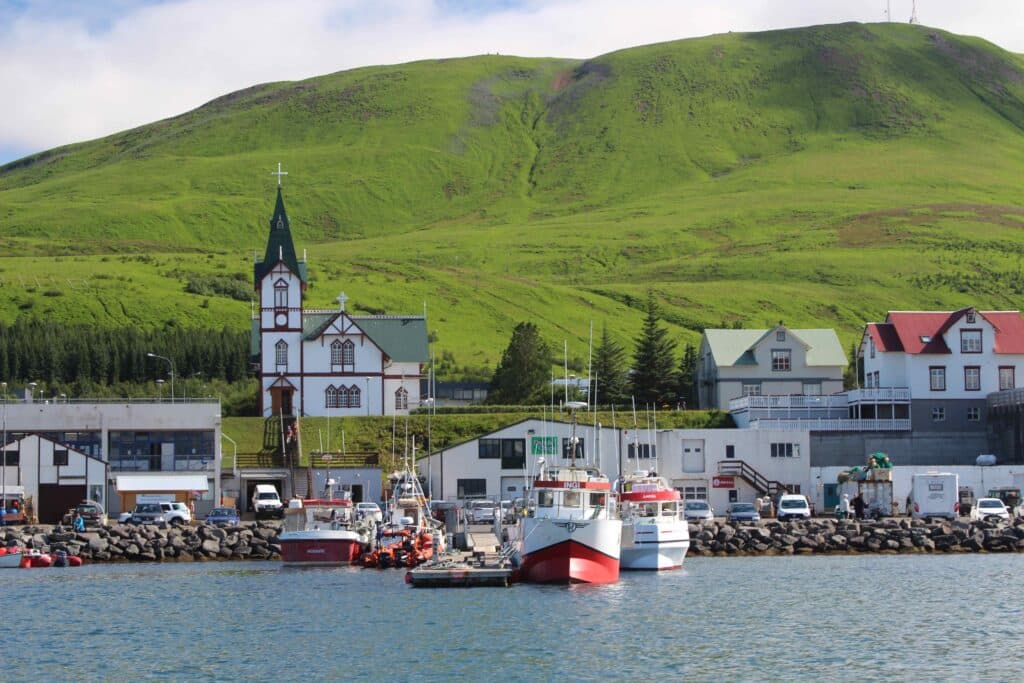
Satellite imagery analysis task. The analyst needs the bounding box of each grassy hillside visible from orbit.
[2,22,1024,378]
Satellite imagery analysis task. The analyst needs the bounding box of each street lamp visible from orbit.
[146,353,175,402]
[156,379,165,402]
[1,382,7,516]
[28,382,37,402]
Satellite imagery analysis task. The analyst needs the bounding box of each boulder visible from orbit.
[201,539,221,555]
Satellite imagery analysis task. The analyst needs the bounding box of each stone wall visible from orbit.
[0,521,282,562]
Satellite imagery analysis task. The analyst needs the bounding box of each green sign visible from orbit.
[530,436,558,456]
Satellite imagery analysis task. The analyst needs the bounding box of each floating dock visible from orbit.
[406,523,514,587]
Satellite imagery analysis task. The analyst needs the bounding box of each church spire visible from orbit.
[254,179,305,288]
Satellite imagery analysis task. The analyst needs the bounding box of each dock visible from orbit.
[406,523,514,587]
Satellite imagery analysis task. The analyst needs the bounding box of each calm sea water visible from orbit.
[7,554,1022,681]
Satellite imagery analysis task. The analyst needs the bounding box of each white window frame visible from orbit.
[960,329,982,354]
[330,340,344,366]
[771,349,791,372]
[275,340,288,369]
[930,366,946,392]
[932,406,945,422]
[395,387,408,410]
[273,279,288,309]
[999,366,1015,391]
[964,366,981,392]
[967,407,980,422]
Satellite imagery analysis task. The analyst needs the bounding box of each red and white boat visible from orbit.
[516,464,621,584]
[618,470,690,571]
[279,498,374,566]
[0,546,24,568]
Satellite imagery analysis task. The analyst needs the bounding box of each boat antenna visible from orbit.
[612,404,620,487]
[652,402,659,474]
[563,340,569,407]
[646,404,653,475]
[631,396,640,468]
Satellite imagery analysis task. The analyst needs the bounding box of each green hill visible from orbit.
[2,22,1024,379]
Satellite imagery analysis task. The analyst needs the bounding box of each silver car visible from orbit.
[684,500,714,522]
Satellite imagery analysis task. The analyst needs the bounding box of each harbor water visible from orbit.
[8,554,1023,681]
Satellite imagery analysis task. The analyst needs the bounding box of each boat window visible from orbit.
[538,491,554,508]
[562,491,581,507]
[643,504,657,517]
[661,502,677,516]
[589,492,606,507]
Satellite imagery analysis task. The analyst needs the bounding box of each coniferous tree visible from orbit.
[488,322,552,405]
[676,342,698,409]
[630,292,678,404]
[592,323,629,405]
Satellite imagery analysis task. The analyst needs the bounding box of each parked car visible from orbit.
[468,500,496,523]
[355,502,383,523]
[65,500,107,527]
[683,500,714,522]
[500,500,514,523]
[777,494,812,521]
[130,503,167,525]
[971,497,1011,521]
[161,501,191,525]
[726,502,761,525]
[205,507,240,526]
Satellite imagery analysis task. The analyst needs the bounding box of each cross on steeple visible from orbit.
[336,291,349,312]
[271,162,288,186]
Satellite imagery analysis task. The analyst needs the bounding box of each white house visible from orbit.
[698,325,847,409]
[253,181,428,418]
[418,418,812,513]
[1,434,107,523]
[861,308,1024,434]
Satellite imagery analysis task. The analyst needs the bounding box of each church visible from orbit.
[252,169,428,417]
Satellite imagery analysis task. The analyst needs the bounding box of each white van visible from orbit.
[252,484,284,519]
[777,494,812,521]
[908,472,959,520]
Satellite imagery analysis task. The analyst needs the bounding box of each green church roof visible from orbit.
[254,187,304,286]
[301,312,428,362]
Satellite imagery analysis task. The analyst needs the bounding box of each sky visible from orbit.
[2,0,1023,165]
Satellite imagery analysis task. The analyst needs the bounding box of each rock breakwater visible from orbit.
[1,521,283,562]
[688,516,1024,556]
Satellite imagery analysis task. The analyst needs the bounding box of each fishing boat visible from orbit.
[514,404,622,584]
[362,456,444,569]
[618,470,690,570]
[279,497,375,566]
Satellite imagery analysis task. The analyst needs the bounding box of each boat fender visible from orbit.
[404,571,413,584]
[68,555,83,567]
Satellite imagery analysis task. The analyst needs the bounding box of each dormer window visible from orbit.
[776,330,785,342]
[961,329,982,354]
[919,336,931,344]
[966,311,976,324]
[274,280,288,309]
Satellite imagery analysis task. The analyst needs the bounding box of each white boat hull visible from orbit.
[620,520,690,570]
[518,516,622,584]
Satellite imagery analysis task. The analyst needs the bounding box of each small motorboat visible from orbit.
[0,546,23,569]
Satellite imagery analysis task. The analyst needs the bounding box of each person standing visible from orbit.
[852,492,867,520]
[838,493,851,520]
[754,496,763,517]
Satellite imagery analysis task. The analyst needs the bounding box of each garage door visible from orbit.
[39,484,87,524]
[500,477,526,500]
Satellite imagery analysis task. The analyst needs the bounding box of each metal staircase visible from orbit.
[717,460,793,497]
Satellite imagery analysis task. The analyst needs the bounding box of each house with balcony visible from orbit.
[697,325,847,410]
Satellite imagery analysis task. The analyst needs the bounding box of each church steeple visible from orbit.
[254,182,306,288]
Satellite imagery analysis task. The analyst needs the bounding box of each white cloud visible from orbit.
[2,0,1023,162]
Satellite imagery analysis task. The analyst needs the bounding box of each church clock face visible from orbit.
[275,313,288,327]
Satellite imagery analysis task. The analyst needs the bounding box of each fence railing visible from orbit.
[747,418,911,431]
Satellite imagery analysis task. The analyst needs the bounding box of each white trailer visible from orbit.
[908,472,959,520]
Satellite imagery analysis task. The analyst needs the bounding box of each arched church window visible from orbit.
[274,280,288,309]
[330,340,344,365]
[275,340,288,369]
[342,340,355,366]
[349,385,361,409]
[395,387,408,411]
[339,385,350,408]
[325,385,338,409]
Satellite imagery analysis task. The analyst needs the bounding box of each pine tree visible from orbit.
[630,292,678,404]
[592,323,629,405]
[488,322,552,405]
[676,342,698,409]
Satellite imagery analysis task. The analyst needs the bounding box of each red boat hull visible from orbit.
[280,539,365,566]
[519,539,619,584]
